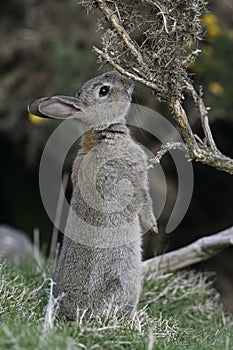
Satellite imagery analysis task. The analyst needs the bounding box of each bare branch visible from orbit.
[93,47,161,92]
[185,82,220,154]
[147,142,190,169]
[142,226,233,274]
[169,99,233,174]
[97,0,145,67]
[169,99,199,150]
[144,0,166,12]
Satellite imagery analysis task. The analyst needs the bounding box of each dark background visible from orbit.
[0,0,233,310]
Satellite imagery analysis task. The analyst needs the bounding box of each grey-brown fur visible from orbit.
[28,71,157,320]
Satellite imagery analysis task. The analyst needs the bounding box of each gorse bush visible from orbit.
[82,0,206,101]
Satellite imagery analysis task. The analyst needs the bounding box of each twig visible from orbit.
[147,142,190,169]
[33,227,40,259]
[97,0,145,67]
[158,11,169,34]
[144,0,166,13]
[44,279,63,331]
[170,99,233,174]
[2,325,17,346]
[48,172,69,261]
[185,82,220,154]
[142,226,233,274]
[169,99,199,151]
[93,46,161,93]
[33,227,44,269]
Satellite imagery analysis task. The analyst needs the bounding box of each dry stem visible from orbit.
[93,47,161,92]
[142,226,233,274]
[49,173,69,261]
[147,142,190,169]
[169,99,233,174]
[185,82,220,154]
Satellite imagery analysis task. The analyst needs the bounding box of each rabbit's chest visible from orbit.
[79,139,146,180]
[72,139,147,207]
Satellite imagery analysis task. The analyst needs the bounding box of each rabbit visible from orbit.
[28,71,157,320]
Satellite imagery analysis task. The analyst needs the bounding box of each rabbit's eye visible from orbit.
[99,85,110,97]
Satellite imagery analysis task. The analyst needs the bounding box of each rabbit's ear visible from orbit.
[28,96,81,119]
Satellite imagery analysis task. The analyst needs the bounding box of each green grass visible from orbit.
[0,260,232,350]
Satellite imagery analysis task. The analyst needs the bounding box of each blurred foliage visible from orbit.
[190,11,233,119]
[52,40,97,94]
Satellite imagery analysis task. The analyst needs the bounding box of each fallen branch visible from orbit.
[142,226,233,274]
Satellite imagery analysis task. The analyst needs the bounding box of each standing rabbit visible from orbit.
[29,71,157,320]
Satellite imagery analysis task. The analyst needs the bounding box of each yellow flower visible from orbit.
[208,82,223,96]
[202,13,222,40]
[189,62,203,74]
[28,112,45,125]
[207,25,222,38]
[202,45,213,56]
[202,13,218,27]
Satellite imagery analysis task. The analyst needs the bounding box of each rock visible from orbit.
[0,225,33,263]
